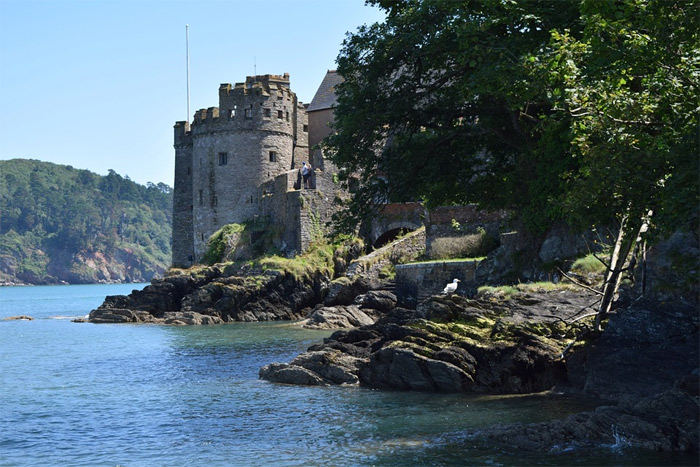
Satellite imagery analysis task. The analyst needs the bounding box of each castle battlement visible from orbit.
[173,121,192,148]
[172,73,310,267]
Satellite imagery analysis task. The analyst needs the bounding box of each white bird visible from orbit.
[443,278,461,294]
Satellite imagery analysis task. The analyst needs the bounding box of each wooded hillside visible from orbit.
[0,159,172,284]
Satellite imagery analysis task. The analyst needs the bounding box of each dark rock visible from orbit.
[301,305,376,329]
[260,350,364,386]
[353,290,397,312]
[472,390,699,453]
[162,311,224,325]
[263,292,580,394]
[417,296,461,321]
[88,307,222,325]
[259,363,326,386]
[90,265,331,324]
[3,315,33,321]
[324,276,370,306]
[538,225,596,265]
[567,301,699,399]
[359,347,474,392]
[631,231,699,307]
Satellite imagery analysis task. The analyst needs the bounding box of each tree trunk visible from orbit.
[594,212,647,332]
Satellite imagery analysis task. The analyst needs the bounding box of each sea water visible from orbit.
[0,284,696,466]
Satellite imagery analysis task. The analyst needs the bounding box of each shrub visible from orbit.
[429,228,498,260]
[202,224,245,265]
[571,253,607,275]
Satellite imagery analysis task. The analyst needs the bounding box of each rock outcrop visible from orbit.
[89,264,331,324]
[261,291,593,392]
[566,300,699,400]
[471,389,699,452]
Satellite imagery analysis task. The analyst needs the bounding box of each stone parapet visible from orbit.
[395,260,481,307]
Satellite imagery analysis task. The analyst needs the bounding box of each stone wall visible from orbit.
[366,202,425,247]
[172,122,194,267]
[298,170,339,252]
[172,74,310,263]
[425,205,509,259]
[346,228,426,284]
[395,260,481,307]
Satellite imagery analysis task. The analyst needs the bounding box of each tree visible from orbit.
[326,0,582,234]
[325,0,698,328]
[542,0,698,328]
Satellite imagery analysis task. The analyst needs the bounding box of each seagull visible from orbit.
[443,278,461,294]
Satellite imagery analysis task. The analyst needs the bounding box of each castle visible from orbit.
[172,72,341,267]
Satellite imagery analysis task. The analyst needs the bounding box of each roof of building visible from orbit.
[307,70,343,112]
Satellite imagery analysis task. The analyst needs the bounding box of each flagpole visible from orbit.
[186,24,190,124]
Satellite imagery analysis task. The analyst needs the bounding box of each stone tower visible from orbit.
[172,73,308,267]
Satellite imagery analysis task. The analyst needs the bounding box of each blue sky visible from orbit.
[0,0,385,186]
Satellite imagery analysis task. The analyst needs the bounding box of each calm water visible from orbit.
[0,284,696,466]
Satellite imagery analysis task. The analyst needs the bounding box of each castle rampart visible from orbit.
[172,73,310,266]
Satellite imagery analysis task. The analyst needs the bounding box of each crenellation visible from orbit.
[171,71,348,267]
[172,72,326,266]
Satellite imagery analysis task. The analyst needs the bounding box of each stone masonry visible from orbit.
[172,74,310,266]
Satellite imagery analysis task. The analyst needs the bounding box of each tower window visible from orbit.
[286,111,290,121]
[218,152,228,165]
[277,110,284,119]
[264,108,271,118]
[269,151,277,162]
[245,108,252,119]
[199,189,203,205]
[303,124,308,132]
[229,107,236,118]
[211,195,218,206]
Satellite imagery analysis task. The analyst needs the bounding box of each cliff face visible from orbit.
[0,159,172,285]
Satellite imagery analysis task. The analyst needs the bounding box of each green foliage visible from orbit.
[326,0,698,240]
[477,281,579,298]
[202,224,245,265]
[259,239,337,281]
[378,262,396,280]
[542,0,699,234]
[0,159,172,283]
[429,227,498,260]
[326,0,582,234]
[571,253,607,275]
[202,220,282,265]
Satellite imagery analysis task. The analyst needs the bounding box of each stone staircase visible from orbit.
[376,279,396,294]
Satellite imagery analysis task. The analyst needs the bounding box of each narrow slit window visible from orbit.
[245,108,252,119]
[198,189,203,205]
[269,151,277,162]
[264,108,271,118]
[277,110,284,119]
[229,106,236,118]
[218,152,228,166]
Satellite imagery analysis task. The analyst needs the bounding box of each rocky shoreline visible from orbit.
[260,289,698,453]
[86,234,699,455]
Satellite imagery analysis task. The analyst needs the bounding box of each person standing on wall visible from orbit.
[301,161,312,189]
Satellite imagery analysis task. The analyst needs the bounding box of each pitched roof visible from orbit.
[307,70,344,112]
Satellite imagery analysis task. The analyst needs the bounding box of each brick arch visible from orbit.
[372,225,420,248]
[368,202,424,248]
